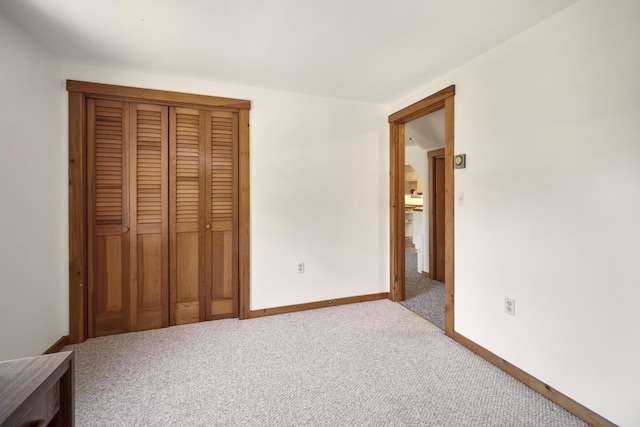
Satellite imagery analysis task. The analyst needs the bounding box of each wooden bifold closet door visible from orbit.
[87,99,238,337]
[170,107,238,325]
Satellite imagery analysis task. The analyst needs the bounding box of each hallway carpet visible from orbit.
[401,251,445,330]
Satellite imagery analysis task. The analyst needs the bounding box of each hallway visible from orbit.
[400,250,445,330]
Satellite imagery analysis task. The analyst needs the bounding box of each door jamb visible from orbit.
[388,85,455,337]
[67,80,251,344]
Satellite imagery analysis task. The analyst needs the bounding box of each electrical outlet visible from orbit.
[297,261,304,274]
[505,297,515,316]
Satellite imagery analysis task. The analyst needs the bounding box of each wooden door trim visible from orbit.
[68,91,86,344]
[67,81,252,344]
[66,80,250,111]
[389,85,455,337]
[238,110,250,320]
[427,148,445,281]
[389,123,406,302]
[388,86,455,124]
[443,95,455,336]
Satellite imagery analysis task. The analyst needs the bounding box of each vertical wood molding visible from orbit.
[86,98,96,338]
[396,125,406,302]
[68,91,86,344]
[444,96,455,338]
[128,104,138,332]
[389,123,406,302]
[160,105,170,328]
[389,124,398,301]
[168,107,178,325]
[238,109,250,319]
[198,110,208,322]
[122,103,132,333]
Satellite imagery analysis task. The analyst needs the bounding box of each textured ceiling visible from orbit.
[0,0,578,103]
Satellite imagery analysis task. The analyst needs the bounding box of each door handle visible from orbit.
[205,224,211,230]
[122,226,129,233]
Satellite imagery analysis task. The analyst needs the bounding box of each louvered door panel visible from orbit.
[94,104,124,225]
[87,96,242,337]
[170,108,205,325]
[87,99,130,337]
[129,104,169,331]
[207,111,238,319]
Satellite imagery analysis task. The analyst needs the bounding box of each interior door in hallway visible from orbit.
[170,107,238,325]
[87,100,169,337]
[433,155,446,282]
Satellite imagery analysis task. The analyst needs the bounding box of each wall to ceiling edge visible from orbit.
[389,0,640,425]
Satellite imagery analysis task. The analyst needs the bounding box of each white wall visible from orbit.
[390,0,640,425]
[62,64,390,311]
[0,12,67,360]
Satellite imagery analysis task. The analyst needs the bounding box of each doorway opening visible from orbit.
[401,114,445,329]
[389,85,455,337]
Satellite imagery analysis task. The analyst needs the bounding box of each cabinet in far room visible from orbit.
[404,166,423,195]
[405,208,413,238]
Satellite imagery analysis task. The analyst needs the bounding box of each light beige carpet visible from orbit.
[64,300,587,426]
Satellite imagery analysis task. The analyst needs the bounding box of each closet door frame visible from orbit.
[68,80,251,344]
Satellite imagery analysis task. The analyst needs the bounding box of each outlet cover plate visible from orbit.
[505,297,515,316]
